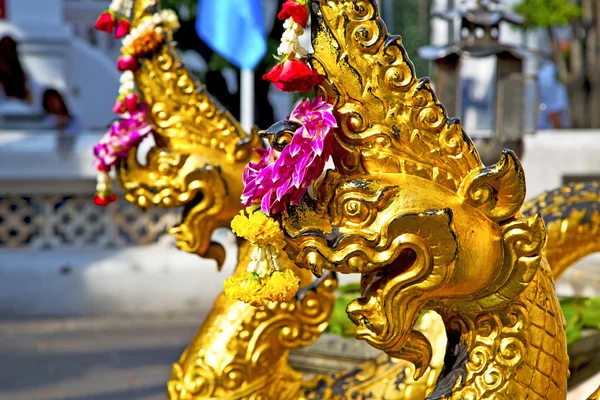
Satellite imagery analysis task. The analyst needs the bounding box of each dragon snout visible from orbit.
[347,296,385,335]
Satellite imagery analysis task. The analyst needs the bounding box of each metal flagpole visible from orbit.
[240,69,255,132]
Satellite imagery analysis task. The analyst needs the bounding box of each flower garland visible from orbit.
[242,97,337,214]
[121,10,179,60]
[225,0,338,307]
[263,0,318,93]
[92,7,180,206]
[92,106,153,206]
[224,208,300,307]
[112,9,179,113]
[94,0,133,39]
[226,97,337,307]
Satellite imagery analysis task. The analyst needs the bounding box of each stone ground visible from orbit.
[0,314,598,400]
[0,315,200,400]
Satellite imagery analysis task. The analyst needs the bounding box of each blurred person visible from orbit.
[42,88,82,135]
[537,59,571,130]
[0,35,46,121]
[0,35,32,104]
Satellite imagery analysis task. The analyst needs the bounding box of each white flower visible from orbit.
[282,28,297,42]
[247,244,281,278]
[108,0,123,12]
[118,84,133,95]
[120,70,134,83]
[294,44,308,58]
[277,41,295,56]
[140,20,153,32]
[96,172,110,190]
[277,16,308,59]
[122,80,135,90]
[161,10,176,20]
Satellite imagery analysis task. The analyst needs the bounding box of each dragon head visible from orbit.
[116,0,262,268]
[276,0,546,378]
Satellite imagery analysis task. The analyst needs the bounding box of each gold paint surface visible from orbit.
[280,0,574,398]
[114,0,600,399]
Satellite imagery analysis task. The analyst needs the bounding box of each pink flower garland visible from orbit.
[94,105,152,168]
[241,97,337,215]
[92,105,153,206]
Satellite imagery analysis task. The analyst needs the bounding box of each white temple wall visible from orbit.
[0,0,119,129]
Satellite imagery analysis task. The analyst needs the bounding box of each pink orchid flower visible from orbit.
[241,97,337,215]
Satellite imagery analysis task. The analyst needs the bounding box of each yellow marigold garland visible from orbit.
[225,207,300,307]
[231,208,284,246]
[224,270,300,308]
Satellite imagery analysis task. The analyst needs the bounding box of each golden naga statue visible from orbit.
[277,0,600,398]
[105,0,600,399]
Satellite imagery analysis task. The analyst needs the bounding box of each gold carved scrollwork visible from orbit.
[311,0,481,189]
[166,243,337,399]
[458,150,526,222]
[117,0,262,264]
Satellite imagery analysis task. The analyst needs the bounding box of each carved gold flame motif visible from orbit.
[112,0,600,399]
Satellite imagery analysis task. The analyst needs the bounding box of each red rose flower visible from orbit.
[125,93,138,113]
[117,55,140,72]
[115,19,131,39]
[94,193,117,207]
[277,0,309,28]
[94,11,115,33]
[263,59,319,93]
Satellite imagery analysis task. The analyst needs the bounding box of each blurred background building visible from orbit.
[0,0,599,399]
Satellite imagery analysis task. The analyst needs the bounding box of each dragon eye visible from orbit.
[332,180,398,229]
[341,199,373,227]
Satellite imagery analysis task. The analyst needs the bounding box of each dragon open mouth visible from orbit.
[360,247,417,298]
[347,247,418,339]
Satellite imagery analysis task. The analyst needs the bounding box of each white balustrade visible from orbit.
[0,130,235,317]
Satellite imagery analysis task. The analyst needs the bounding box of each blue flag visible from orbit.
[196,0,267,70]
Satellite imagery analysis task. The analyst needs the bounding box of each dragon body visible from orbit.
[112,0,600,398]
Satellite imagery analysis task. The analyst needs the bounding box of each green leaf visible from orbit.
[327,296,357,338]
[581,297,600,330]
[559,296,600,345]
[560,298,582,325]
[338,282,361,294]
[514,0,582,29]
[565,323,583,345]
